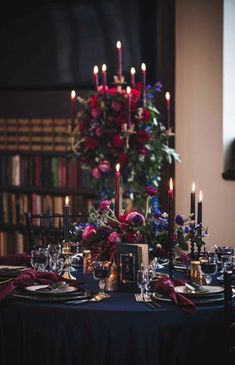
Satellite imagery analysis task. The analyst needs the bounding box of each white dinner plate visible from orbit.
[24,284,78,296]
[153,292,225,304]
[175,285,224,297]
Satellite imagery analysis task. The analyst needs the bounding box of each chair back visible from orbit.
[223,271,235,358]
[24,211,88,249]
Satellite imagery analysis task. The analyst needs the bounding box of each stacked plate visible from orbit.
[153,285,225,304]
[0,265,28,281]
[11,284,91,303]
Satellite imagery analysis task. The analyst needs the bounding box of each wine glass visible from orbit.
[200,250,217,285]
[137,269,145,299]
[31,247,49,272]
[92,261,111,299]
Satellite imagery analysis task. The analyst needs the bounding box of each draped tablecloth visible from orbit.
[0,270,231,365]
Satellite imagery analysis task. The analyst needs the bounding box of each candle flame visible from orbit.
[71,90,76,99]
[102,64,107,72]
[141,63,146,72]
[169,178,173,191]
[65,196,69,205]
[126,86,131,95]
[192,182,195,193]
[93,65,98,74]
[116,163,120,172]
[199,190,203,202]
[165,91,170,101]
[116,40,121,49]
[130,67,136,75]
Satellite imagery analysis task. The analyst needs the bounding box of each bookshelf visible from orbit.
[0,116,96,255]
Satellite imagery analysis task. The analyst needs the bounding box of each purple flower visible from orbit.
[145,186,158,197]
[126,212,145,226]
[175,214,184,226]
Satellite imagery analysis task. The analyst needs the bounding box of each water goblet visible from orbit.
[137,269,145,299]
[31,247,49,272]
[92,261,111,299]
[200,256,217,285]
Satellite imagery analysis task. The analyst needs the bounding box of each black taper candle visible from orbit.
[168,178,174,279]
[190,182,196,221]
[63,196,70,243]
[197,190,203,259]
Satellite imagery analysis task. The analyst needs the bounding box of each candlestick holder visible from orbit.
[61,241,76,280]
[121,123,136,149]
[190,240,195,260]
[168,240,175,279]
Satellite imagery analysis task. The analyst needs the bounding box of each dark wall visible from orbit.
[0,0,157,90]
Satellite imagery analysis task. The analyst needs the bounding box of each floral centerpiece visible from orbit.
[69,44,180,207]
[70,186,207,263]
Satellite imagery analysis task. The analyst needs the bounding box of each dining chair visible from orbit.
[223,271,235,359]
[24,211,88,249]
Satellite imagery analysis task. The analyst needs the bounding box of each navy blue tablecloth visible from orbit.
[0,269,232,365]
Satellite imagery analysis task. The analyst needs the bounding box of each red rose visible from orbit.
[116,114,127,127]
[85,137,98,150]
[136,130,150,144]
[118,153,128,165]
[90,96,98,109]
[112,134,125,148]
[141,108,151,122]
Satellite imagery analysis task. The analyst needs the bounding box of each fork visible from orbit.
[135,293,160,309]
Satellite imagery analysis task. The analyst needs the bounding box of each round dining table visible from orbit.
[0,268,231,365]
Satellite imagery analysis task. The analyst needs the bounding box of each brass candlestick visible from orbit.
[61,241,76,280]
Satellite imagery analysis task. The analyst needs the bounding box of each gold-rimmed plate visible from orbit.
[24,284,79,296]
[175,285,224,297]
[152,292,225,304]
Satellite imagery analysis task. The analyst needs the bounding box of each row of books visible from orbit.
[0,192,92,226]
[0,155,91,189]
[0,231,24,255]
[0,118,71,152]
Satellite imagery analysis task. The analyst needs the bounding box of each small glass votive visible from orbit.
[190,260,202,284]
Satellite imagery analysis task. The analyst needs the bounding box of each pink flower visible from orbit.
[82,226,97,240]
[98,160,110,173]
[91,167,101,179]
[112,134,125,148]
[108,232,122,243]
[99,200,112,212]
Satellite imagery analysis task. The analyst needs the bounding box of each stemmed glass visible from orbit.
[200,247,217,284]
[47,243,63,273]
[92,261,111,299]
[31,247,49,272]
[137,269,145,299]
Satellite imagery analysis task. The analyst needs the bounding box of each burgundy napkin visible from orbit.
[0,253,31,266]
[153,277,196,314]
[0,269,83,302]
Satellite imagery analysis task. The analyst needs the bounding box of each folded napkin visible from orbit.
[0,269,83,302]
[153,277,196,314]
[0,253,31,266]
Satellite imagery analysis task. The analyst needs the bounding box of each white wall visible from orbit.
[175,0,235,248]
